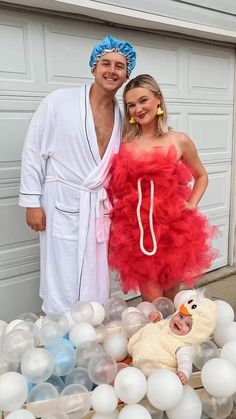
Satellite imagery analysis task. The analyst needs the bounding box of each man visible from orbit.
[19,35,136,314]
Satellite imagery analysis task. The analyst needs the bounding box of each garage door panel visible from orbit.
[188,47,234,100]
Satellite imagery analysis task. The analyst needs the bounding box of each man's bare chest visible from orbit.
[94,115,114,158]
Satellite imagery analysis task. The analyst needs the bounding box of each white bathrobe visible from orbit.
[19,86,122,314]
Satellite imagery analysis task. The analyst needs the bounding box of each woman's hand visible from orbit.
[184,201,196,210]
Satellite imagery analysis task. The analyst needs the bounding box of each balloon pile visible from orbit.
[0,293,236,418]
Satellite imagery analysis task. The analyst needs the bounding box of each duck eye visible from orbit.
[188,299,193,304]
[191,304,197,309]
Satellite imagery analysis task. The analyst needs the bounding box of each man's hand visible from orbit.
[148,310,162,323]
[26,208,46,232]
[176,371,188,384]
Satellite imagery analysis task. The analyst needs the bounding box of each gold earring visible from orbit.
[129,117,136,125]
[156,106,164,116]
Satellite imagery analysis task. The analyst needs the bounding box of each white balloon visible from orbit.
[91,384,118,414]
[146,369,183,411]
[6,410,35,419]
[114,366,147,404]
[71,301,94,323]
[5,319,24,334]
[103,332,128,362]
[90,301,106,326]
[69,322,96,347]
[221,340,236,367]
[0,371,28,411]
[201,358,236,398]
[62,311,76,331]
[42,414,69,419]
[166,385,202,419]
[214,321,236,347]
[215,300,234,325]
[118,404,152,419]
[92,410,119,419]
[21,348,54,383]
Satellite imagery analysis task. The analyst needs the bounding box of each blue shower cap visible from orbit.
[89,35,136,77]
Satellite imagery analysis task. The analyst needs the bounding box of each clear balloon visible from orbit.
[90,301,106,326]
[118,404,152,419]
[201,358,236,398]
[42,413,69,419]
[71,301,94,323]
[5,319,24,334]
[220,340,236,367]
[6,410,36,419]
[122,311,147,337]
[152,297,175,319]
[121,307,141,321]
[21,348,54,383]
[201,389,233,419]
[91,384,118,414]
[104,297,128,323]
[65,366,93,390]
[91,410,119,419]
[69,322,97,347]
[2,329,34,362]
[0,371,28,412]
[88,353,117,385]
[17,312,38,323]
[103,332,128,362]
[136,302,157,318]
[59,383,91,416]
[13,321,40,347]
[95,324,108,343]
[0,352,19,374]
[46,375,65,393]
[166,385,202,419]
[39,321,64,347]
[146,369,183,411]
[27,382,59,403]
[48,342,76,377]
[114,366,147,404]
[192,340,220,370]
[43,314,69,335]
[75,340,103,368]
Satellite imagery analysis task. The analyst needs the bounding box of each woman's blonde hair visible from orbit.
[123,74,169,140]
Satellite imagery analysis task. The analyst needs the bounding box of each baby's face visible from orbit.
[170,313,192,336]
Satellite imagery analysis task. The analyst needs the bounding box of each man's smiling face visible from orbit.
[92,51,128,93]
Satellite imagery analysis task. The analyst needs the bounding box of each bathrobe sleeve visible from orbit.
[19,94,55,207]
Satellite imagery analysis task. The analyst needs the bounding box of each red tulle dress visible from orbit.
[108,143,217,293]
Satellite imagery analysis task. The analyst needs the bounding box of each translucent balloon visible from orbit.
[121,307,142,321]
[13,321,40,347]
[65,366,93,390]
[118,404,152,419]
[42,413,69,419]
[136,301,157,318]
[104,297,128,323]
[5,319,24,334]
[192,340,220,370]
[43,314,69,335]
[88,353,117,385]
[48,342,76,377]
[201,389,233,419]
[0,353,19,374]
[63,311,76,331]
[152,297,175,319]
[75,340,103,368]
[166,385,202,419]
[95,324,108,343]
[91,384,118,414]
[0,371,28,411]
[114,366,147,404]
[2,329,34,362]
[91,410,119,419]
[39,321,64,347]
[71,301,94,323]
[201,358,236,398]
[27,382,59,403]
[17,312,38,323]
[46,375,65,393]
[90,301,106,326]
[122,311,147,337]
[60,383,91,416]
[146,369,183,411]
[6,410,36,419]
[103,332,128,362]
[221,340,236,367]
[69,322,96,347]
[214,300,234,326]
[21,348,54,383]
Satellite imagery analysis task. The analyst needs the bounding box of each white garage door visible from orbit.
[0,7,234,319]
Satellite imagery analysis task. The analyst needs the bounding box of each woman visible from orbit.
[108,74,217,302]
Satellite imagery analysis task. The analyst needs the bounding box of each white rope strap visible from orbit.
[136,178,157,256]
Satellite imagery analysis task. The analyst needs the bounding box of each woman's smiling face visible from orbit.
[125,87,160,127]
[170,312,192,336]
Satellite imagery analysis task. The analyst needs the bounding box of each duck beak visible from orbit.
[179,304,191,316]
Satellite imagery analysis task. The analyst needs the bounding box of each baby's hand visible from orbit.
[176,371,188,385]
[148,310,162,323]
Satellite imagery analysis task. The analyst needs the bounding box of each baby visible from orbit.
[128,292,217,384]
